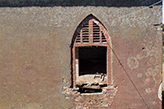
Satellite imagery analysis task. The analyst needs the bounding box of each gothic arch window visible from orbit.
[71,15,112,93]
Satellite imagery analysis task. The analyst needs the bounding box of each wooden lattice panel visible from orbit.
[75,20,106,44]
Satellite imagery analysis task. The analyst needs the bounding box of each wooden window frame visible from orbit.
[71,15,112,88]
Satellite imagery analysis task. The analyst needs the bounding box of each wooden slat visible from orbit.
[75,20,107,44]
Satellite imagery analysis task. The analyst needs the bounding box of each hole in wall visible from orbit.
[142,47,145,50]
[78,84,107,93]
[79,88,102,93]
[71,15,113,94]
[79,46,107,76]
[75,46,107,93]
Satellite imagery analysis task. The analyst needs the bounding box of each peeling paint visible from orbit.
[137,49,148,60]
[127,57,139,70]
[145,87,152,93]
[137,73,142,78]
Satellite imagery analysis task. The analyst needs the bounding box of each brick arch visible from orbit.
[72,14,111,47]
[71,14,112,88]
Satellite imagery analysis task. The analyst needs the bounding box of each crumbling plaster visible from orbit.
[0,2,162,109]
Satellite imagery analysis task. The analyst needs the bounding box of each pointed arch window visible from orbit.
[75,20,107,44]
[71,15,112,93]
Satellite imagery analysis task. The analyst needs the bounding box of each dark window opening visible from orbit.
[79,46,107,76]
[72,15,112,93]
[75,46,107,93]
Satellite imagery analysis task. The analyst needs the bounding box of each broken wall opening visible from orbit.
[71,14,112,94]
[79,46,107,76]
[75,46,107,93]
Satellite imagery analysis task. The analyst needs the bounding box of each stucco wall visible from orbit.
[0,0,162,108]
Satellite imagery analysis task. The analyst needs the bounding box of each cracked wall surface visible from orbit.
[0,0,162,109]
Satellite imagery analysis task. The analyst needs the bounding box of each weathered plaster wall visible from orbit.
[0,0,162,108]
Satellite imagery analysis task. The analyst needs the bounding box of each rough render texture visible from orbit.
[0,0,162,109]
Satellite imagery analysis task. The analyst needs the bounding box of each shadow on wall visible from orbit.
[162,91,164,109]
[0,0,161,7]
